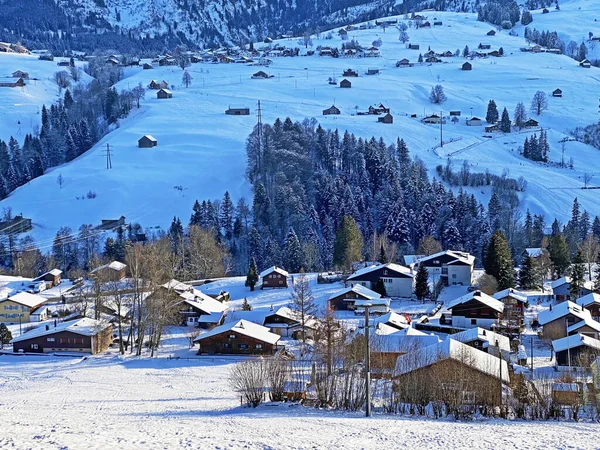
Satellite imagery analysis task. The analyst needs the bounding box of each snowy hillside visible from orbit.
[2,6,600,243]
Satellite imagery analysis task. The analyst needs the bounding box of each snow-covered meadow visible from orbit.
[0,3,600,244]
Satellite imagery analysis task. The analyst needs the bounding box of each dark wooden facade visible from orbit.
[328,290,373,311]
[378,113,393,124]
[34,270,61,287]
[13,327,112,354]
[556,346,600,367]
[450,299,502,320]
[262,269,288,289]
[340,79,352,88]
[196,331,277,355]
[138,135,157,148]
[157,89,172,99]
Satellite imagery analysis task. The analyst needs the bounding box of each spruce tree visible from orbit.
[245,257,259,291]
[414,263,430,302]
[486,100,499,123]
[519,255,540,290]
[378,243,387,264]
[500,107,511,133]
[549,233,570,278]
[283,228,303,273]
[0,323,11,349]
[484,230,515,290]
[374,278,387,297]
[569,251,586,299]
[241,297,253,311]
[333,216,364,270]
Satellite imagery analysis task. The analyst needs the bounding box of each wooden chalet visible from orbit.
[251,71,272,79]
[542,8,549,13]
[138,135,157,148]
[142,63,153,69]
[342,69,358,77]
[263,306,316,338]
[394,339,509,408]
[410,250,474,287]
[485,123,500,133]
[448,291,504,330]
[225,107,250,116]
[366,68,380,75]
[327,284,383,311]
[478,43,491,50]
[10,318,112,354]
[450,327,510,358]
[90,261,127,282]
[577,293,600,321]
[522,118,539,128]
[462,61,472,71]
[347,263,414,298]
[378,113,393,124]
[148,80,168,90]
[551,277,593,303]
[552,88,562,97]
[323,105,340,115]
[0,292,46,323]
[552,334,600,367]
[175,293,227,328]
[422,114,442,124]
[368,104,390,115]
[0,77,25,88]
[487,30,496,36]
[157,88,173,99]
[396,58,411,67]
[340,79,352,88]
[260,266,289,289]
[538,301,592,340]
[194,319,281,355]
[493,288,527,332]
[33,269,62,288]
[466,117,482,126]
[12,70,29,78]
[580,59,591,68]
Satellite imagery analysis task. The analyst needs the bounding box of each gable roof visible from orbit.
[550,276,594,292]
[576,293,600,308]
[140,134,157,142]
[447,290,504,313]
[347,263,413,281]
[34,269,62,281]
[259,266,289,278]
[567,316,600,334]
[450,327,511,353]
[493,288,528,303]
[4,292,45,308]
[552,333,600,353]
[394,338,509,383]
[193,319,280,345]
[91,260,126,274]
[374,311,409,329]
[373,325,441,352]
[10,318,111,343]
[412,250,475,267]
[538,301,590,325]
[328,284,382,301]
[264,306,318,329]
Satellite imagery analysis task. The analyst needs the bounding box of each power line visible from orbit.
[105,143,113,169]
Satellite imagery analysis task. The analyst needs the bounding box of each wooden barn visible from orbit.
[552,88,562,97]
[194,320,281,355]
[340,79,352,88]
[225,107,250,115]
[378,113,393,124]
[138,135,157,148]
[260,266,289,289]
[10,318,112,354]
[157,89,172,99]
[12,70,29,78]
[462,62,472,71]
[323,105,341,115]
[33,269,62,288]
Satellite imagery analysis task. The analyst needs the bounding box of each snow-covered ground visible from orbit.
[0,350,598,450]
[1,5,600,243]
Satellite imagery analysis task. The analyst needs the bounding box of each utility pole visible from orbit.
[440,110,443,147]
[105,143,113,169]
[530,336,534,376]
[364,304,372,417]
[496,339,502,411]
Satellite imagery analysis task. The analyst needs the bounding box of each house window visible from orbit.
[31,344,38,349]
[462,391,476,404]
[239,344,248,349]
[452,274,457,279]
[229,334,236,339]
[471,319,477,325]
[223,343,230,349]
[47,337,55,342]
[279,280,283,285]
[433,260,440,264]
[256,344,263,349]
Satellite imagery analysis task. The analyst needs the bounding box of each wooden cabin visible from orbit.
[138,135,158,148]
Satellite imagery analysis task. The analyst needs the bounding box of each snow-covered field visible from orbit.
[0,3,600,243]
[1,351,599,450]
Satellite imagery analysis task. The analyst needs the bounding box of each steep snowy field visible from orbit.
[0,353,598,450]
[1,6,600,244]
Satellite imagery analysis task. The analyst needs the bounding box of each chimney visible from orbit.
[45,325,49,331]
[239,321,244,329]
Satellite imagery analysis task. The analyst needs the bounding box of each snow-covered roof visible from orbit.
[552,333,600,353]
[576,293,600,308]
[347,262,413,281]
[375,311,409,329]
[450,327,511,353]
[403,255,425,266]
[328,284,382,301]
[447,290,504,313]
[353,298,390,307]
[4,291,45,308]
[412,250,475,267]
[551,276,570,289]
[142,134,157,142]
[394,338,509,383]
[10,318,111,343]
[259,266,289,278]
[263,306,318,329]
[538,301,590,326]
[193,319,281,345]
[159,88,172,94]
[567,316,600,334]
[524,248,543,258]
[91,261,126,274]
[493,288,528,303]
[178,291,227,314]
[373,325,440,352]
[197,311,225,324]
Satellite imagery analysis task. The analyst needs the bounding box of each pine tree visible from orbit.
[245,257,259,291]
[283,227,303,273]
[569,251,586,299]
[594,254,600,293]
[414,263,430,302]
[548,233,570,278]
[0,323,11,349]
[333,216,364,270]
[500,107,511,133]
[378,243,387,264]
[190,200,202,226]
[241,297,253,311]
[484,230,515,290]
[374,278,387,297]
[220,191,234,240]
[519,255,541,290]
[486,100,499,123]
